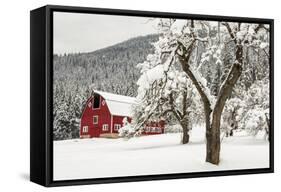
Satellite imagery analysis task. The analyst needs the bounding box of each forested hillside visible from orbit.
[53,34,159,140]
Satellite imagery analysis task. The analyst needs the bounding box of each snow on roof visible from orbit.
[94,90,137,117]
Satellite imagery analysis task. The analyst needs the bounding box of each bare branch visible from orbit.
[221,22,237,44]
[254,24,266,33]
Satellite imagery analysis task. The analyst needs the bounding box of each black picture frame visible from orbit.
[30,4,274,187]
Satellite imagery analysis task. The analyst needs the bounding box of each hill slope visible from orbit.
[54,34,159,97]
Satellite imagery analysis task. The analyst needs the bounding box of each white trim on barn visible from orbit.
[93,115,98,124]
[102,124,109,131]
[114,124,121,131]
[82,126,88,133]
[110,114,113,134]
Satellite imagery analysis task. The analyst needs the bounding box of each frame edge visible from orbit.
[30,6,48,186]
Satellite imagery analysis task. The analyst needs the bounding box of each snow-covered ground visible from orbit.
[53,126,269,181]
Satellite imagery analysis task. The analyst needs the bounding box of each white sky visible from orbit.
[54,12,158,54]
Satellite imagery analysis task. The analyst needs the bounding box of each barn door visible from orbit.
[92,124,100,137]
[91,115,100,137]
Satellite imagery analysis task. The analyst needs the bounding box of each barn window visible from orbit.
[102,124,109,131]
[93,94,100,109]
[146,127,150,132]
[114,124,121,131]
[82,126,88,133]
[93,116,98,124]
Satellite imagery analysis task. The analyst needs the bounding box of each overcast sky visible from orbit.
[54,12,158,54]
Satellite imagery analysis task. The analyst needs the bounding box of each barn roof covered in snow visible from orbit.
[94,90,137,117]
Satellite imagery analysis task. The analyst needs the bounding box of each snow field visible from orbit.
[54,126,269,180]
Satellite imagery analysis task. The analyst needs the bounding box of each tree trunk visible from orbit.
[180,118,190,144]
[166,91,191,144]
[206,45,243,165]
[178,42,243,165]
[182,126,190,144]
[204,104,213,163]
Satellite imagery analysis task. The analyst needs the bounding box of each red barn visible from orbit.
[80,90,165,138]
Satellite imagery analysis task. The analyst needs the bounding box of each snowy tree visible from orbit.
[121,19,269,165]
[240,80,270,140]
[118,39,202,144]
[221,97,245,137]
